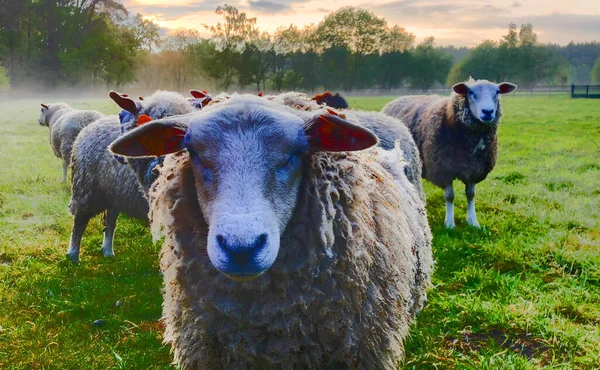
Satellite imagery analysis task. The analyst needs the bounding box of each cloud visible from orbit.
[370,0,600,46]
[371,0,509,28]
[469,13,600,45]
[128,2,227,20]
[249,0,291,13]
[123,0,600,46]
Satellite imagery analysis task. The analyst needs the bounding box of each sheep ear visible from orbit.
[139,96,144,101]
[41,104,49,110]
[109,91,138,115]
[109,119,188,157]
[305,114,378,152]
[190,89,208,99]
[453,83,469,95]
[498,82,517,94]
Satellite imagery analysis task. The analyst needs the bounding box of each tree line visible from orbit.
[1,1,599,93]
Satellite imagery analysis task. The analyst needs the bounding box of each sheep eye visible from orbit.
[280,153,299,170]
[187,147,214,184]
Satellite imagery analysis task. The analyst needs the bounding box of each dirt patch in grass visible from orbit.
[446,328,554,363]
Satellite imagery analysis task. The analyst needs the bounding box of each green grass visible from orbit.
[1,96,599,369]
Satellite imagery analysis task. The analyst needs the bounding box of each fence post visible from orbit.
[586,85,589,97]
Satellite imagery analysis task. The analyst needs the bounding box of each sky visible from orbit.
[123,0,600,47]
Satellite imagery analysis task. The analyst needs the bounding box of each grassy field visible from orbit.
[0,95,599,369]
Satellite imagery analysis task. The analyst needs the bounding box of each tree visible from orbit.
[0,0,149,90]
[591,57,600,84]
[410,37,452,91]
[271,25,302,91]
[449,23,568,88]
[237,32,271,91]
[205,4,259,89]
[448,40,503,84]
[162,28,200,91]
[315,7,389,90]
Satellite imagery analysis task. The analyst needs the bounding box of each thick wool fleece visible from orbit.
[149,142,433,369]
[382,89,502,188]
[42,103,104,165]
[70,116,148,222]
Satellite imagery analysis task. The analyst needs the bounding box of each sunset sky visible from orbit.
[122,0,600,46]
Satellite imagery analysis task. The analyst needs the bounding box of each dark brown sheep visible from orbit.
[382,78,517,228]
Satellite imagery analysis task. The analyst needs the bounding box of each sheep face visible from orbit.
[453,81,517,125]
[312,92,349,109]
[187,108,308,280]
[109,97,378,281]
[38,104,49,126]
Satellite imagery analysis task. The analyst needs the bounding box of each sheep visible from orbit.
[38,103,104,182]
[189,89,213,109]
[109,90,195,193]
[312,91,349,109]
[66,91,195,263]
[110,94,433,369]
[382,78,517,228]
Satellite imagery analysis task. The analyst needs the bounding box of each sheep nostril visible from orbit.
[216,234,227,250]
[256,234,268,248]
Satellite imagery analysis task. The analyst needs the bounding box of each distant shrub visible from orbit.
[0,66,9,89]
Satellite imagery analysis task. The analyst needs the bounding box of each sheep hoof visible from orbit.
[444,220,456,229]
[101,248,115,258]
[66,252,80,264]
[468,220,481,228]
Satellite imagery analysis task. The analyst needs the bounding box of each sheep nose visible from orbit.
[216,234,268,266]
[482,109,494,116]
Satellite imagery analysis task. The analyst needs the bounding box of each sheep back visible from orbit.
[150,144,433,369]
[69,116,148,221]
[383,94,498,188]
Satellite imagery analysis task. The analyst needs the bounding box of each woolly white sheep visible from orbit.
[382,78,517,228]
[110,94,433,369]
[66,91,194,263]
[38,103,103,182]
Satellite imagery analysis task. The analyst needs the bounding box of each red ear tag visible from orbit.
[258,92,263,97]
[203,90,209,94]
[326,108,338,116]
[137,114,153,126]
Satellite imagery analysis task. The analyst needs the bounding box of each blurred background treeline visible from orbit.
[1,1,600,94]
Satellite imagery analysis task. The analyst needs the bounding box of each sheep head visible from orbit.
[453,80,517,125]
[110,96,377,281]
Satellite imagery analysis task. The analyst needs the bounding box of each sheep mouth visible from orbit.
[223,271,264,282]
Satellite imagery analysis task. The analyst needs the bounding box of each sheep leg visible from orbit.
[67,214,90,263]
[465,183,480,228]
[444,185,455,229]
[101,208,118,258]
[61,160,68,183]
